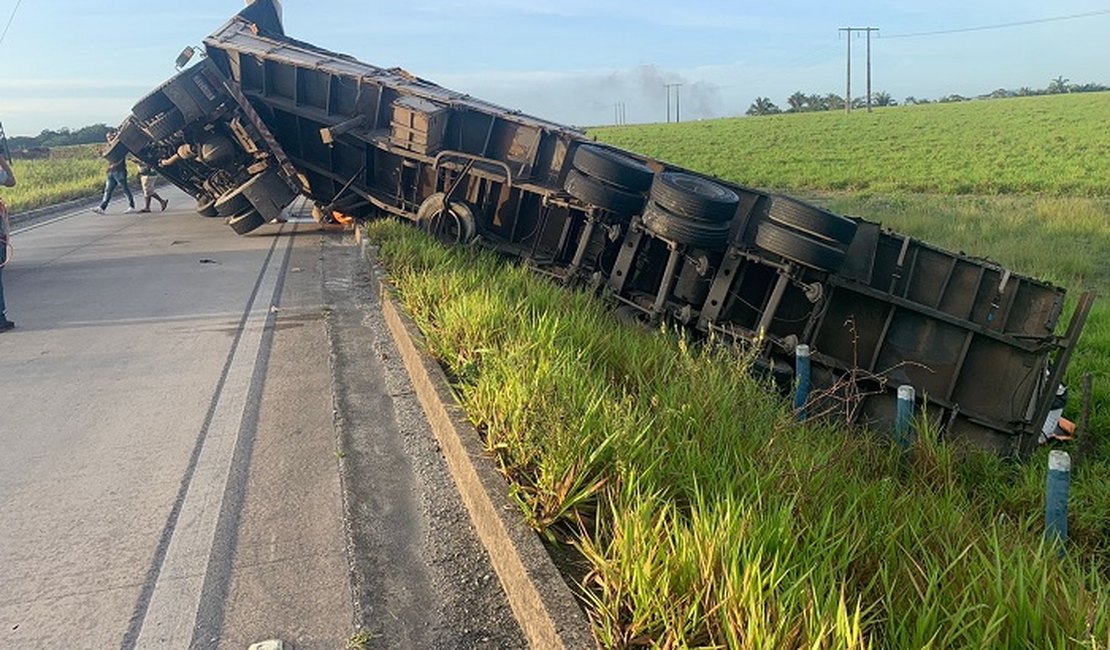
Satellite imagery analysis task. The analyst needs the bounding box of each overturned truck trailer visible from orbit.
[113,0,1093,458]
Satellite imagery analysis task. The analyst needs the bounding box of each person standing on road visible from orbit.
[136,161,169,213]
[0,154,17,331]
[91,130,135,214]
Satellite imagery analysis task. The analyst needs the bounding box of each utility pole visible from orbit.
[664,83,682,123]
[675,84,682,122]
[866,27,878,112]
[839,27,879,113]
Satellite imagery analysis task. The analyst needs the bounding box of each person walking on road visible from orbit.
[136,161,169,213]
[91,130,135,214]
[0,154,17,331]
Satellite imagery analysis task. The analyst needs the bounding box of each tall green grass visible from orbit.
[591,93,1110,197]
[369,220,1110,648]
[2,144,124,212]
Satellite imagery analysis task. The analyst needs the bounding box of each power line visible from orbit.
[884,9,1110,39]
[0,0,23,50]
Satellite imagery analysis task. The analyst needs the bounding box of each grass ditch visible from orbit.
[368,219,1110,648]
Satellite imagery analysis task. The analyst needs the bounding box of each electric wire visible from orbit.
[884,8,1110,39]
[0,0,24,50]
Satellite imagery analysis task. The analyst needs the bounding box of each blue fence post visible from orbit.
[1045,450,1071,550]
[794,344,811,420]
[895,385,915,450]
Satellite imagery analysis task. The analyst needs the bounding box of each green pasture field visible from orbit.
[591,92,1110,197]
[368,220,1110,648]
[1,144,125,213]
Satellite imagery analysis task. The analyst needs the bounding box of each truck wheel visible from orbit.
[571,144,654,193]
[196,196,219,217]
[116,118,150,155]
[754,221,846,272]
[649,171,739,223]
[144,108,186,142]
[132,90,174,122]
[767,196,857,246]
[641,202,731,251]
[564,169,645,216]
[215,185,251,217]
[228,209,266,235]
[238,168,297,222]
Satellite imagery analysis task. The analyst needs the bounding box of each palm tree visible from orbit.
[807,93,827,111]
[786,91,808,112]
[1047,76,1071,94]
[871,91,895,107]
[746,97,781,116]
[824,93,845,110]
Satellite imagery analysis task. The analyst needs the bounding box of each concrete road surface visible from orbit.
[0,188,525,648]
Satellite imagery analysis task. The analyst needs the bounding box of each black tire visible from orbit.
[416,192,477,245]
[144,107,186,141]
[564,169,645,216]
[614,304,653,329]
[132,90,174,122]
[228,209,266,235]
[196,196,219,217]
[754,221,846,272]
[571,145,654,192]
[116,118,150,156]
[641,203,731,251]
[649,171,739,223]
[767,196,858,246]
[238,168,297,222]
[215,185,251,217]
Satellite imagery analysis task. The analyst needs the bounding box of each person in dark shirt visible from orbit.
[91,130,136,214]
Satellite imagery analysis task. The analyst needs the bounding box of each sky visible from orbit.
[0,0,1108,136]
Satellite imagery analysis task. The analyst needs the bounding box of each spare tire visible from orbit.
[564,169,645,216]
[767,196,857,246]
[416,193,478,245]
[641,203,731,251]
[649,172,739,223]
[754,221,846,272]
[571,145,654,192]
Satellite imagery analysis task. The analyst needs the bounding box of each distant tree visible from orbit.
[1047,76,1071,94]
[807,93,827,111]
[786,91,808,112]
[903,96,918,105]
[938,94,968,103]
[1072,82,1110,93]
[988,88,1014,99]
[871,91,896,107]
[824,93,845,110]
[1017,87,1036,96]
[746,97,781,116]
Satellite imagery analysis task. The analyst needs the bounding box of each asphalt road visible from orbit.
[0,188,526,649]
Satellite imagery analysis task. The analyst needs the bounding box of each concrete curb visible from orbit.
[358,231,596,650]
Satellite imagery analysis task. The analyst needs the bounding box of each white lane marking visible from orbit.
[10,206,89,235]
[133,243,285,647]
